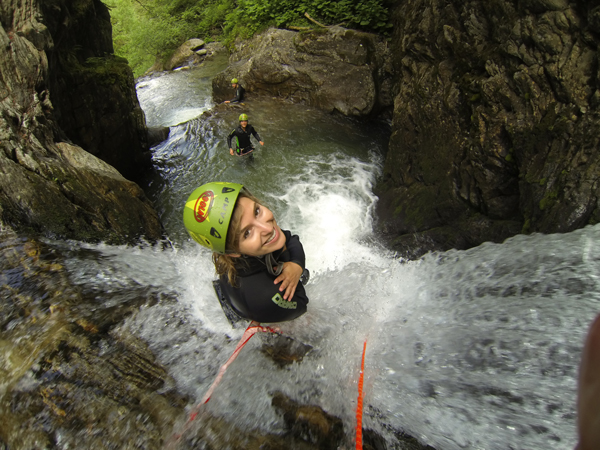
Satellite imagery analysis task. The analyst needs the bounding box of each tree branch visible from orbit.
[304,12,327,28]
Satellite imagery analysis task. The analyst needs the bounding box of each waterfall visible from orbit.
[61,145,598,448]
[2,60,591,449]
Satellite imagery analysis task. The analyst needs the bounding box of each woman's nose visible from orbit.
[256,212,274,232]
[256,221,272,234]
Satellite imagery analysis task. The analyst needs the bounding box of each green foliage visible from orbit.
[103,0,393,77]
[224,0,393,44]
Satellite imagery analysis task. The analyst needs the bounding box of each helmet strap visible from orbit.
[262,252,284,276]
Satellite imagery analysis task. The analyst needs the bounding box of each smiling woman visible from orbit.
[183,182,310,324]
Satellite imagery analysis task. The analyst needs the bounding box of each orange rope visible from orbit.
[355,340,367,450]
[166,322,278,448]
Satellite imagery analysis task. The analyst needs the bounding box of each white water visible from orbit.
[60,150,599,448]
[51,62,600,449]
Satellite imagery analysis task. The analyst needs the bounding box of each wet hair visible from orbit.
[212,188,262,285]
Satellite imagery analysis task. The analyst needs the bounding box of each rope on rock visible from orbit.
[166,322,279,448]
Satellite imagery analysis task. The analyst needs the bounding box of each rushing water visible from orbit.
[132,63,598,449]
[3,59,598,449]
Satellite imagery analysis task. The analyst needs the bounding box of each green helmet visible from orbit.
[239,113,248,122]
[231,78,238,84]
[183,182,243,253]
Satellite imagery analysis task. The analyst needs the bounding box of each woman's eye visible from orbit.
[243,229,250,239]
[255,206,260,216]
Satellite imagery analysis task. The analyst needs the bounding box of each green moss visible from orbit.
[82,56,133,90]
[505,154,513,162]
[539,190,559,211]
[522,218,531,233]
[538,178,547,186]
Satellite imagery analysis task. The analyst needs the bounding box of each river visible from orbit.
[2,56,598,449]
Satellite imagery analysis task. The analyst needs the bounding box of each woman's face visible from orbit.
[234,196,286,257]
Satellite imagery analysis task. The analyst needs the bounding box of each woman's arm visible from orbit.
[273,230,306,300]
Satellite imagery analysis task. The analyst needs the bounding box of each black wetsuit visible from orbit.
[229,85,245,103]
[216,230,309,323]
[227,124,262,156]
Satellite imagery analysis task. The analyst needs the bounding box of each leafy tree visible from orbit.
[103,0,393,77]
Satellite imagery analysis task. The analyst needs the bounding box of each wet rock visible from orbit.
[375,0,600,258]
[39,0,151,181]
[0,232,186,449]
[166,38,206,70]
[147,126,170,148]
[212,27,394,117]
[145,41,226,76]
[0,139,163,244]
[0,0,163,244]
[259,333,313,368]
[271,391,345,448]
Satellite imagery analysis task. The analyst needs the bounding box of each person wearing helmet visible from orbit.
[224,78,245,104]
[227,114,264,157]
[183,182,309,324]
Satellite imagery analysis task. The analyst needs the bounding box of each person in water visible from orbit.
[227,114,264,157]
[183,182,309,323]
[224,78,245,104]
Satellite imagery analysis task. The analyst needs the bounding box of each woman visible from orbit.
[183,182,309,324]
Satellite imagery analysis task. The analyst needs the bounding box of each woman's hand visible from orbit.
[274,262,303,301]
[230,148,234,155]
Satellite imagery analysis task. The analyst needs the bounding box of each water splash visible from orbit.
[86,155,598,449]
[36,61,594,449]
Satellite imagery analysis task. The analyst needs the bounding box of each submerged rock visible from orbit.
[0,232,185,448]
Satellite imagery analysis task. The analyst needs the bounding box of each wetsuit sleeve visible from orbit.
[283,230,306,269]
[227,129,236,149]
[219,273,309,323]
[247,124,262,142]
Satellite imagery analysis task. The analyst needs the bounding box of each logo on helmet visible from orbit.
[194,191,214,223]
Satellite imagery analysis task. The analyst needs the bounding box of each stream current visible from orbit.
[6,58,599,449]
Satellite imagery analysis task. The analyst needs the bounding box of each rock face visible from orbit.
[0,0,163,244]
[375,0,600,258]
[212,27,394,117]
[146,40,226,75]
[166,38,206,70]
[40,0,150,181]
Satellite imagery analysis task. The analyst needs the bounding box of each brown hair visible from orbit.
[212,188,262,285]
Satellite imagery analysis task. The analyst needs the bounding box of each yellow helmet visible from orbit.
[183,182,243,253]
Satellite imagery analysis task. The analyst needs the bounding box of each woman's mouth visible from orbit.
[265,227,278,245]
